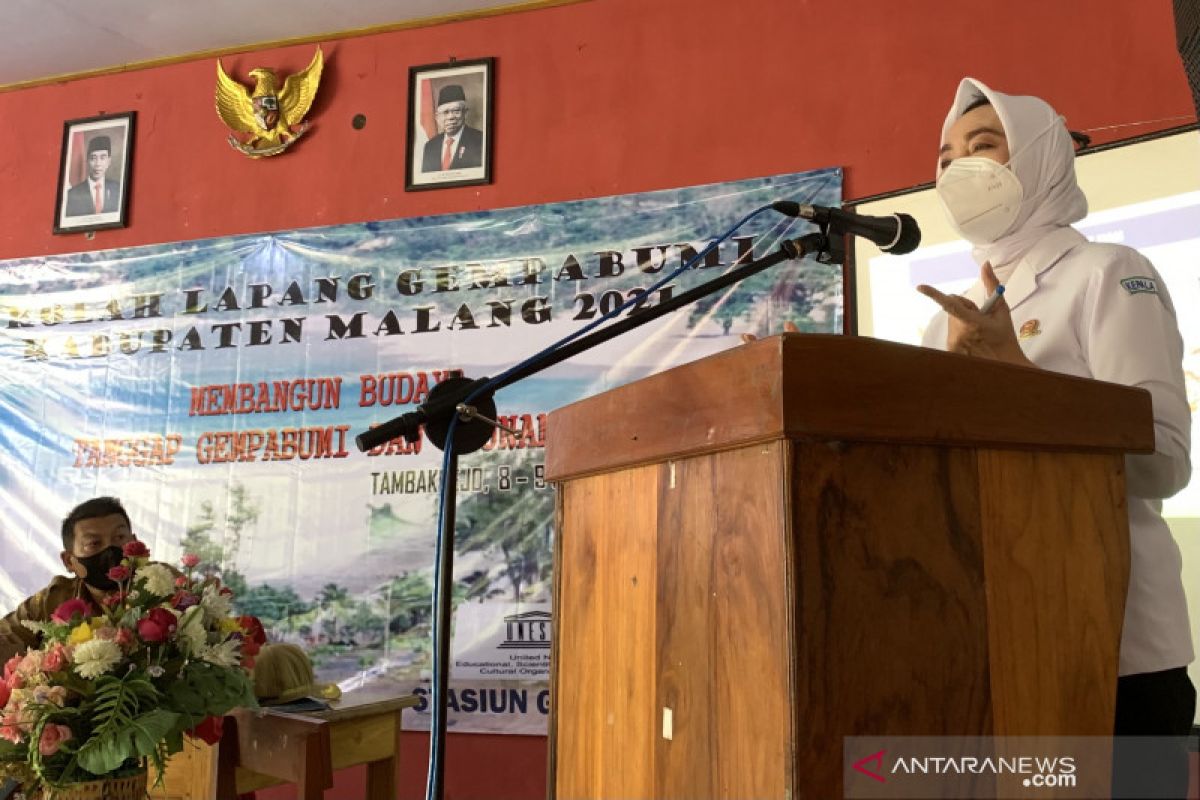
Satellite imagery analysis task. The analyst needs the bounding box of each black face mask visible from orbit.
[74,545,124,592]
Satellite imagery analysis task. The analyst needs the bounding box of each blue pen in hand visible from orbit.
[978,284,1005,314]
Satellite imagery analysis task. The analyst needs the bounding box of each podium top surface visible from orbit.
[545,333,1154,482]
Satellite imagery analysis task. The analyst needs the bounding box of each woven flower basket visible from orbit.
[38,769,147,800]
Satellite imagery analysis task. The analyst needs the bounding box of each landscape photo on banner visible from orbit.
[0,167,842,734]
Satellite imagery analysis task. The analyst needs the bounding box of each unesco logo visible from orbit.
[499,611,551,650]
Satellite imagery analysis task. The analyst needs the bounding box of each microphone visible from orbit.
[771,202,921,255]
[355,375,494,453]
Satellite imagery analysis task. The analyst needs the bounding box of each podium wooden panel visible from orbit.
[545,334,1152,800]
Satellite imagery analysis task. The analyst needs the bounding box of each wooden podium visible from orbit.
[544,334,1152,800]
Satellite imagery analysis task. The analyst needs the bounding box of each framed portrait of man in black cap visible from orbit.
[406,58,494,191]
[53,111,135,234]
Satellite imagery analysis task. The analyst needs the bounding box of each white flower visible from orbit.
[147,665,165,678]
[199,584,233,622]
[176,606,208,658]
[73,639,122,679]
[200,638,241,668]
[137,564,177,597]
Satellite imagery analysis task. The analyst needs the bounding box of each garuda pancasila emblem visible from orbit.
[215,48,323,158]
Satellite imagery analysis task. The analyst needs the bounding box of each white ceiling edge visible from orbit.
[0,0,564,88]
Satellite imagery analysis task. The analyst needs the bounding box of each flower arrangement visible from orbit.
[0,545,261,795]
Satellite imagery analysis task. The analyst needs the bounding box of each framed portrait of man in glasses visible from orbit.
[53,111,135,234]
[406,58,494,191]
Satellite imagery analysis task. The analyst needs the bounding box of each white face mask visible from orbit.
[935,157,1023,244]
[935,114,1064,245]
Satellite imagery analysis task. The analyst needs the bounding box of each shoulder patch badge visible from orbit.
[1120,276,1158,295]
[1018,319,1041,339]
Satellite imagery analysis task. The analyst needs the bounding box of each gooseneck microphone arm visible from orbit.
[353,232,827,455]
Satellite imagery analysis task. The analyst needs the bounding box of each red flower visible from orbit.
[186,715,224,745]
[175,576,188,588]
[171,591,199,611]
[136,608,178,643]
[239,616,267,646]
[123,541,150,558]
[106,565,131,582]
[115,628,135,648]
[101,592,126,608]
[180,553,201,569]
[0,681,11,708]
[51,598,91,624]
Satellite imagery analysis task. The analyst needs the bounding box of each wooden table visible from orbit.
[151,688,418,800]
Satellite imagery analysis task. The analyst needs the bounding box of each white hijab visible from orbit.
[938,77,1088,268]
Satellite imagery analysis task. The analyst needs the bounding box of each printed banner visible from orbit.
[0,168,842,734]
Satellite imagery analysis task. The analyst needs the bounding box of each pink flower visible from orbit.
[175,576,189,588]
[38,723,72,756]
[136,608,177,643]
[115,628,135,648]
[51,598,91,624]
[180,553,201,569]
[101,592,126,608]
[123,541,150,558]
[106,565,131,582]
[18,650,43,675]
[0,721,22,744]
[3,655,21,683]
[42,644,69,673]
[31,685,67,707]
[0,710,28,743]
[7,674,23,690]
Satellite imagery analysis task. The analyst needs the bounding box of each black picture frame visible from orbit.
[53,111,135,235]
[405,58,494,191]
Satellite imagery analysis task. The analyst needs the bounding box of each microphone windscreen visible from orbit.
[886,214,922,255]
[771,201,803,217]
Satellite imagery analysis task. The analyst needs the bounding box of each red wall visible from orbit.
[255,732,546,800]
[0,1,1192,798]
[0,0,1192,263]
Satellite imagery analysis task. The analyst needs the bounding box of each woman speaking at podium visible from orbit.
[918,77,1195,799]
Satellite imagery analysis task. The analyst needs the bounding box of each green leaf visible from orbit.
[127,709,181,759]
[74,673,163,775]
[75,734,131,776]
[169,661,256,717]
[163,728,184,756]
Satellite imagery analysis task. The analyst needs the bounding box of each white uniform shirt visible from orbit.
[922,226,1193,676]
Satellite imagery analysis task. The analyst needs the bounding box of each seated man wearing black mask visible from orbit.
[0,496,140,663]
